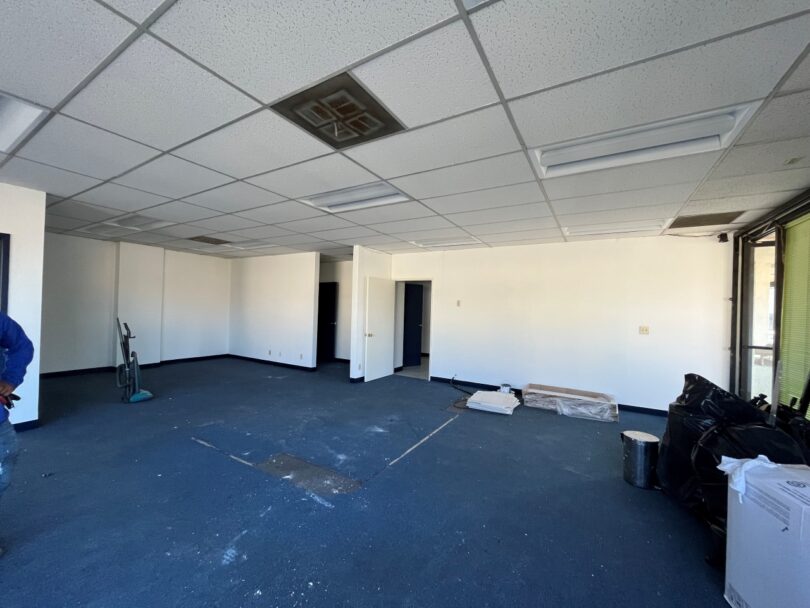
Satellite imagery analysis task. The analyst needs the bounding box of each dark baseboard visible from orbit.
[41,365,115,378]
[394,366,403,372]
[334,357,350,363]
[349,376,364,383]
[618,404,668,417]
[421,353,430,358]
[142,354,228,369]
[226,354,316,371]
[13,419,40,432]
[430,376,522,396]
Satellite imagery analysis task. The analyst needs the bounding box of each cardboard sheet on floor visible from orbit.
[466,391,520,415]
[522,384,618,422]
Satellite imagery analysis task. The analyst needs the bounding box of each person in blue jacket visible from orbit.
[0,311,34,558]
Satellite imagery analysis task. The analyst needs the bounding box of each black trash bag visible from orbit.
[657,374,806,526]
[657,374,766,513]
[692,423,807,527]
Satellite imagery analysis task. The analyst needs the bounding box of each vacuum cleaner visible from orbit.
[116,318,153,403]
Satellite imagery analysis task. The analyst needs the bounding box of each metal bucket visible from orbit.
[621,430,660,489]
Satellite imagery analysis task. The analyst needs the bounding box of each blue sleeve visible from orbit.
[0,312,34,387]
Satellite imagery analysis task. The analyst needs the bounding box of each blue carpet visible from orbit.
[0,359,724,607]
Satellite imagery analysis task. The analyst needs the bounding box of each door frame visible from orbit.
[394,278,433,380]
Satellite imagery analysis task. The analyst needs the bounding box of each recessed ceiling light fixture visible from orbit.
[562,221,668,236]
[103,214,174,231]
[300,181,409,213]
[0,93,47,153]
[411,235,482,248]
[533,102,760,178]
[271,73,404,149]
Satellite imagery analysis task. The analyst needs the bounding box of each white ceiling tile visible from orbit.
[392,227,471,242]
[375,242,424,252]
[511,16,810,148]
[297,242,348,252]
[140,201,221,223]
[63,36,259,149]
[0,157,101,197]
[692,167,810,199]
[104,0,164,22]
[183,182,285,213]
[682,191,803,215]
[489,238,564,248]
[551,183,698,216]
[543,152,720,200]
[153,223,215,238]
[73,182,170,212]
[369,215,454,234]
[391,152,535,199]
[114,155,232,198]
[480,228,563,243]
[735,209,773,224]
[261,233,326,246]
[246,154,376,198]
[447,202,552,226]
[345,106,519,178]
[189,215,263,232]
[19,115,159,179]
[228,225,296,240]
[45,215,90,230]
[309,226,379,241]
[0,0,134,106]
[236,201,325,224]
[278,215,355,233]
[172,110,331,178]
[465,217,559,235]
[781,53,810,94]
[152,0,457,102]
[49,200,123,222]
[121,231,175,244]
[473,0,810,99]
[666,225,738,236]
[352,21,497,127]
[560,204,681,227]
[335,201,435,225]
[421,182,542,214]
[710,138,810,179]
[737,90,810,144]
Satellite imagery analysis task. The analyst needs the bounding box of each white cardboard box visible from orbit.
[725,463,810,608]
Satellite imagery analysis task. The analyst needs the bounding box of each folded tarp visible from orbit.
[467,390,520,415]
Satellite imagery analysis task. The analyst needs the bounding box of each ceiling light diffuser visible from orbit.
[533,102,760,178]
[300,182,409,213]
[0,93,47,153]
[411,235,482,248]
[563,221,668,236]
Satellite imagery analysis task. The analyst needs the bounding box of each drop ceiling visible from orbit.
[0,0,808,261]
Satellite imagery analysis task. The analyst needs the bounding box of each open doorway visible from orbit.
[317,281,338,363]
[394,281,431,380]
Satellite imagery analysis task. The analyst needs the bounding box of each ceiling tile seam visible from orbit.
[237,150,337,184]
[664,39,810,235]
[502,8,810,107]
[691,186,810,202]
[728,134,810,149]
[774,37,810,95]
[418,179,538,205]
[0,0,185,172]
[0,87,54,111]
[775,85,810,98]
[453,0,566,242]
[442,200,548,222]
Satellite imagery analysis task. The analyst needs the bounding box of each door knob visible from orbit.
[365,333,374,337]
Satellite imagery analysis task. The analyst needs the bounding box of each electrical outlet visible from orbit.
[639,325,650,335]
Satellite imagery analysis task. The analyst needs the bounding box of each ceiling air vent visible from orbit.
[669,212,743,229]
[189,235,231,245]
[532,102,759,178]
[300,181,409,213]
[272,73,404,149]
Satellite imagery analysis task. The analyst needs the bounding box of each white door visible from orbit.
[364,277,395,382]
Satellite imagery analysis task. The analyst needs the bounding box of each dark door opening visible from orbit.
[317,282,338,363]
[403,283,423,368]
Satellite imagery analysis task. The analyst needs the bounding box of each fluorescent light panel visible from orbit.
[411,235,482,248]
[563,220,668,236]
[300,181,409,212]
[0,93,47,153]
[534,102,760,178]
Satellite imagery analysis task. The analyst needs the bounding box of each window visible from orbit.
[780,214,810,406]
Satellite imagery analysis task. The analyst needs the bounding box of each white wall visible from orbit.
[392,236,732,410]
[230,252,320,367]
[0,183,45,424]
[162,250,231,360]
[350,246,392,379]
[41,234,117,373]
[116,242,165,365]
[319,260,352,360]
